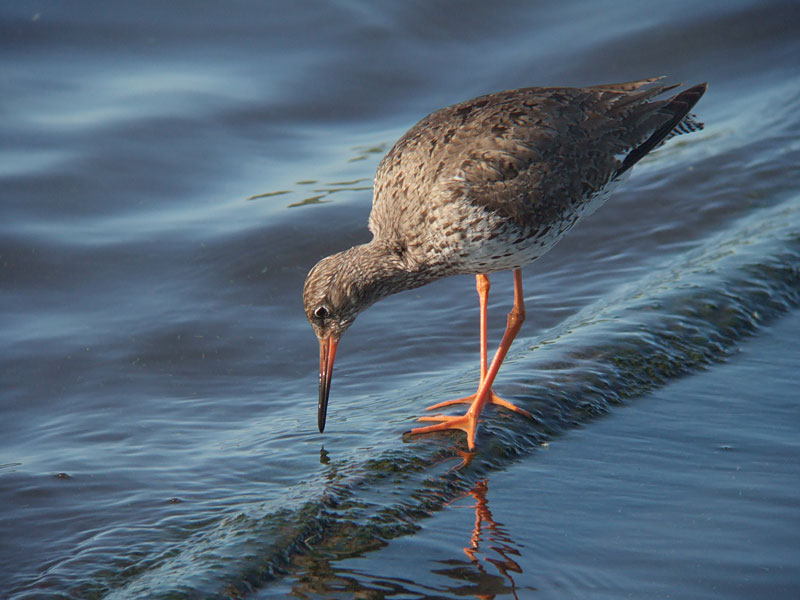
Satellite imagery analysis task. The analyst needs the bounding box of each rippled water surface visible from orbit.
[2,1,799,598]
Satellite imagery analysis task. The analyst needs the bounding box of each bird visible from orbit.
[303,77,707,450]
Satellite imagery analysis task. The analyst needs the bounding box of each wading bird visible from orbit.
[303,78,706,450]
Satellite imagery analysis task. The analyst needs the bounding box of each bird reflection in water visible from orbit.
[430,478,525,599]
[295,447,528,598]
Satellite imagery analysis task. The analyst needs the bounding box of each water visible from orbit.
[1,1,798,598]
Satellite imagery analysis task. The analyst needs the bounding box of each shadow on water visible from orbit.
[98,191,800,599]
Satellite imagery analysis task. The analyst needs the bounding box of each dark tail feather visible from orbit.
[664,112,704,140]
[616,82,708,177]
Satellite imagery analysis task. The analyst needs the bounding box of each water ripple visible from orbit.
[77,192,800,599]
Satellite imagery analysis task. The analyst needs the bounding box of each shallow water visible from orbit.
[1,1,799,598]
[283,311,800,599]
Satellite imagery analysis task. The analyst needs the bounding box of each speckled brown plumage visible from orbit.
[303,77,707,441]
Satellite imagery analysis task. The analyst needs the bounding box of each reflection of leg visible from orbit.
[466,479,522,598]
[412,270,531,450]
[464,479,490,562]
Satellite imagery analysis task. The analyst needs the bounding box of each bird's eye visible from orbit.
[313,306,329,321]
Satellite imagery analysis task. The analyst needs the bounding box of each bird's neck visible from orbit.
[337,239,434,308]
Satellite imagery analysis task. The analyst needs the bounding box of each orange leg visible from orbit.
[410,270,531,450]
[425,274,532,417]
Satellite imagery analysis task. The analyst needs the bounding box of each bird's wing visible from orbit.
[435,83,706,226]
[370,81,705,234]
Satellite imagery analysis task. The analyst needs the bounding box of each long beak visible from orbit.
[318,336,338,433]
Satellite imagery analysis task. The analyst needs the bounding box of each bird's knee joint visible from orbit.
[476,274,490,295]
[507,308,525,328]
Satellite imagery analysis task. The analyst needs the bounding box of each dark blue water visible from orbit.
[2,1,798,598]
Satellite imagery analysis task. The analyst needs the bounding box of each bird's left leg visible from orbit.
[410,269,531,450]
[424,273,532,417]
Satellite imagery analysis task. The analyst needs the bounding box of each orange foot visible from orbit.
[425,389,534,420]
[410,411,481,450]
[409,390,535,450]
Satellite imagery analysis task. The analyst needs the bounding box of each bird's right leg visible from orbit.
[411,269,531,449]
[424,274,531,417]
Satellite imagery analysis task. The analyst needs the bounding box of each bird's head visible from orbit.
[303,242,417,433]
[303,252,366,340]
[302,249,369,434]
